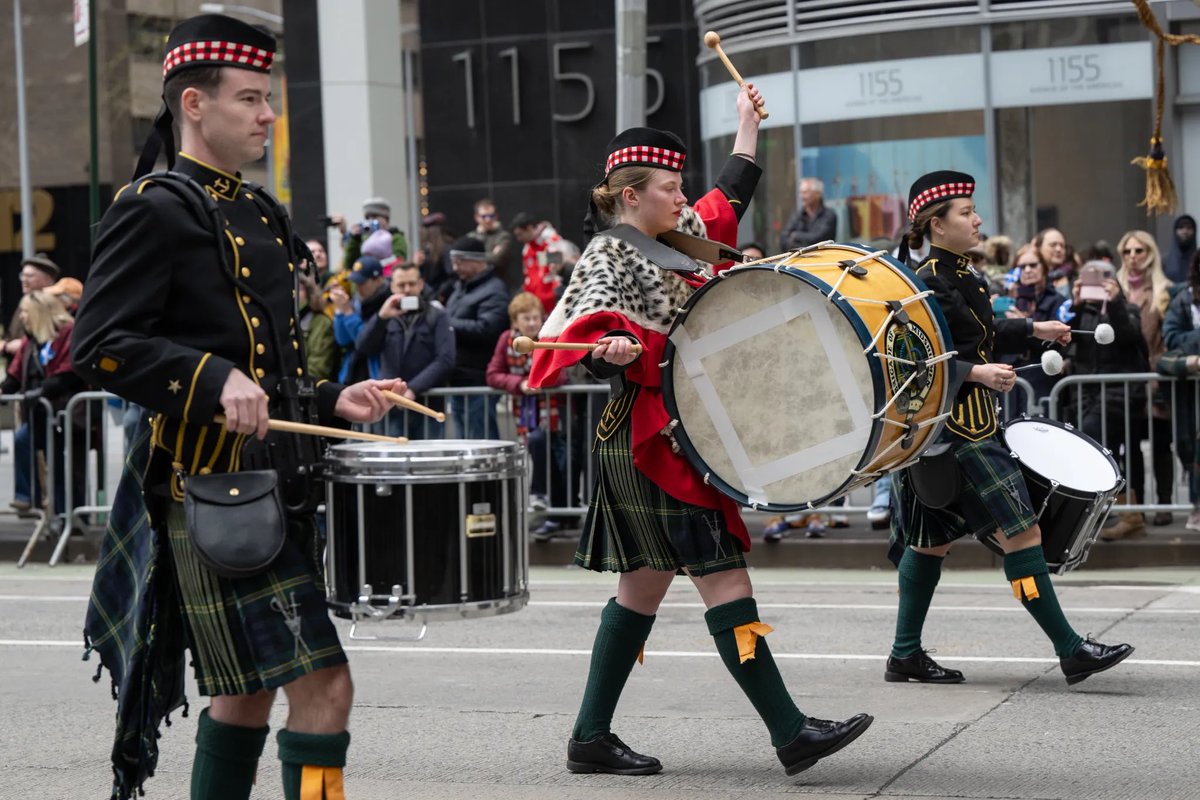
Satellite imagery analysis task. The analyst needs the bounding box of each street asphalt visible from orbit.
[0,563,1196,799]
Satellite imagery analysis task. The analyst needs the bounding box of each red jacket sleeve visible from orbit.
[529,311,664,390]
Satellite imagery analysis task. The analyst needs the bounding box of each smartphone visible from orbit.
[400,295,421,311]
[992,296,1016,317]
[1079,266,1110,302]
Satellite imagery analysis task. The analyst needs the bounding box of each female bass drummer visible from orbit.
[528,85,873,778]
[887,171,1134,685]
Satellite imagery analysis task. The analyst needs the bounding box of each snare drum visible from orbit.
[324,440,528,630]
[982,417,1123,574]
[662,243,955,511]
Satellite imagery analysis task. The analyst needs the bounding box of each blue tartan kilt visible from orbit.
[165,503,346,696]
[893,433,1040,550]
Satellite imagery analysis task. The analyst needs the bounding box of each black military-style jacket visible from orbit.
[917,245,1033,441]
[73,154,344,494]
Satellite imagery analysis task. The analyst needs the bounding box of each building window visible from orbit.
[128,14,173,61]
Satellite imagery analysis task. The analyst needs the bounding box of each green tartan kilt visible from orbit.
[893,433,1040,550]
[575,386,746,577]
[165,503,346,696]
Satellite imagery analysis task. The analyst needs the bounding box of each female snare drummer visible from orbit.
[888,171,1133,686]
[529,86,873,778]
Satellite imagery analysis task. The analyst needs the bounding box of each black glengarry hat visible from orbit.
[907,170,975,222]
[603,127,687,176]
[134,14,276,180]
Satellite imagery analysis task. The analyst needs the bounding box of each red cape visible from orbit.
[528,187,750,550]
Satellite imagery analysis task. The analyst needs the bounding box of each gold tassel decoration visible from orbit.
[1129,0,1200,215]
[733,621,775,663]
[1130,134,1176,216]
[1010,576,1040,602]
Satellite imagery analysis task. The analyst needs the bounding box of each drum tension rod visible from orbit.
[885,299,911,325]
[837,259,869,278]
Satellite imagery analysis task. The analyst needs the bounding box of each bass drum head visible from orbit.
[663,266,882,511]
[1003,418,1120,493]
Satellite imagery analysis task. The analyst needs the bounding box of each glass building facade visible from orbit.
[694,0,1198,253]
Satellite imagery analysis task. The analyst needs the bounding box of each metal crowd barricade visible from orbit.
[52,391,124,566]
[471,384,608,519]
[1047,373,1198,514]
[6,393,59,567]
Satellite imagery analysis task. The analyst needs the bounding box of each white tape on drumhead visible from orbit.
[670,280,875,501]
[808,299,872,432]
[671,288,821,369]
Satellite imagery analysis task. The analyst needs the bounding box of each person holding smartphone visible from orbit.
[355,262,455,438]
[1059,260,1151,538]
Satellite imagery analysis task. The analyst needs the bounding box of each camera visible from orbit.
[319,215,336,228]
[360,219,383,234]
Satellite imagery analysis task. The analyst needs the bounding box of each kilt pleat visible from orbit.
[575,387,745,576]
[894,433,1039,549]
[165,503,345,696]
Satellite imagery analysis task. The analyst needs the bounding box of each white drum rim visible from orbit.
[1003,417,1121,493]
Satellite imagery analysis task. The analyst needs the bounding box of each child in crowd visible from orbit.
[487,292,570,539]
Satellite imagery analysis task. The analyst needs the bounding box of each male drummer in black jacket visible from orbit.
[72,14,403,800]
[886,171,1133,686]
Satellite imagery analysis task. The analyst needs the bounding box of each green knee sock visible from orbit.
[706,597,807,747]
[572,598,656,741]
[277,729,351,800]
[891,549,945,658]
[1004,546,1084,658]
[191,708,269,800]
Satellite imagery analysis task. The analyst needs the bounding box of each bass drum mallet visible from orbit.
[703,31,768,119]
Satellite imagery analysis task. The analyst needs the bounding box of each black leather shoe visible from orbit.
[776,713,874,776]
[1060,637,1134,686]
[884,650,965,684]
[566,733,662,775]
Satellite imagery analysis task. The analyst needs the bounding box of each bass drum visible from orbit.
[661,243,955,511]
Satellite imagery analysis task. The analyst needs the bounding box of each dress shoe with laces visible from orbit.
[884,650,965,683]
[566,732,662,775]
[1060,637,1134,686]
[775,713,874,776]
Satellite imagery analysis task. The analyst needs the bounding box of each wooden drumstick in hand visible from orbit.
[703,31,768,119]
[382,389,446,422]
[512,336,643,356]
[213,415,408,444]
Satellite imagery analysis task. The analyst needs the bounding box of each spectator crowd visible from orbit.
[8,186,1200,544]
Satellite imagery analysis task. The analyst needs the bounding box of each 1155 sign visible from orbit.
[451,40,667,128]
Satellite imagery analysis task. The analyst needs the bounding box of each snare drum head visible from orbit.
[1004,418,1120,493]
[325,439,523,480]
[663,266,882,509]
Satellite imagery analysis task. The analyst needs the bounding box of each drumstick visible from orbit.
[512,335,643,356]
[213,415,408,444]
[703,31,769,119]
[382,389,446,422]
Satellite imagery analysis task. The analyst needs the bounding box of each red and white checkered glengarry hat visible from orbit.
[907,170,975,222]
[160,13,275,82]
[603,127,687,176]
